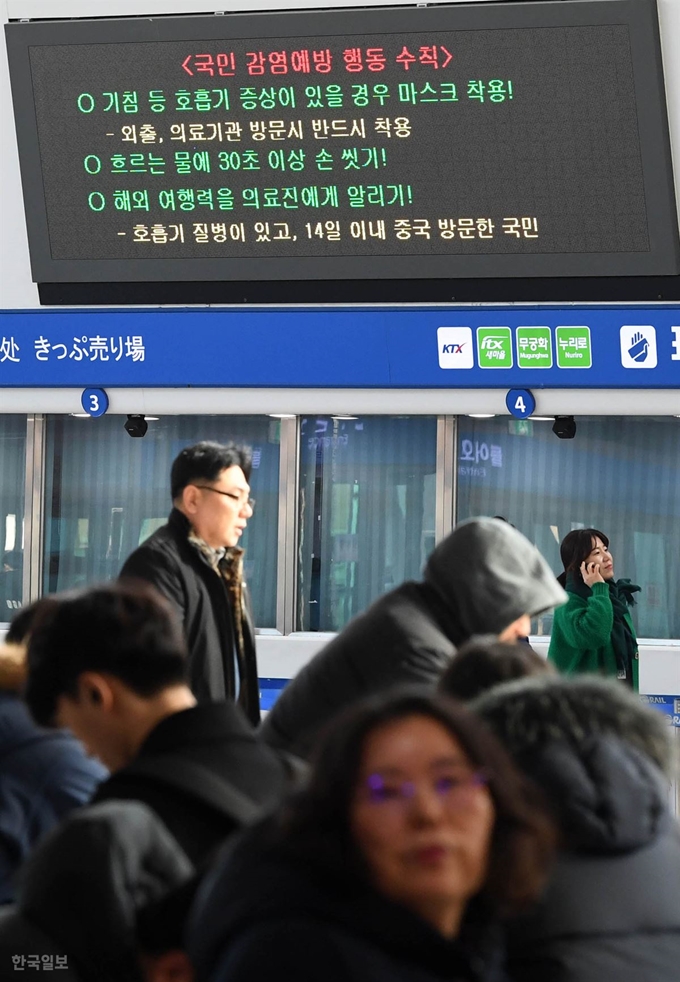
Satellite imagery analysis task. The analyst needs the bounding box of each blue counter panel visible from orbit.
[0,306,678,388]
[259,678,289,712]
[640,695,680,728]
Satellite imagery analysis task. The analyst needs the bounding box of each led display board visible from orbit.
[5,0,680,289]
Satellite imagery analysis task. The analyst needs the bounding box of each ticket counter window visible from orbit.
[43,415,279,627]
[298,416,437,631]
[0,416,26,618]
[456,415,680,640]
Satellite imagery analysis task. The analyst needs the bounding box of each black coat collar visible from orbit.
[138,703,255,758]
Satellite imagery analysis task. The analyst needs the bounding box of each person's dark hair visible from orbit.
[557,528,609,587]
[439,638,554,703]
[25,582,188,727]
[273,688,556,917]
[170,441,252,501]
[0,601,57,693]
[6,598,56,646]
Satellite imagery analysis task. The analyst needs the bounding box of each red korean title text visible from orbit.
[181,45,454,78]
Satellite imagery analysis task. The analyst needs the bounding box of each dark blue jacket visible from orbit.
[0,693,107,903]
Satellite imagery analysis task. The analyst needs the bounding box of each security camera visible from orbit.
[124,414,148,438]
[552,416,576,440]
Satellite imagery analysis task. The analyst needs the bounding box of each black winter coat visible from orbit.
[120,508,260,723]
[92,704,291,866]
[187,823,508,982]
[261,518,566,755]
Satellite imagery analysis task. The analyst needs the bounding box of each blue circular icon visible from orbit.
[506,388,536,419]
[81,388,109,417]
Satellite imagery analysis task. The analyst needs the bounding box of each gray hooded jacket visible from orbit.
[473,676,680,982]
[260,518,566,755]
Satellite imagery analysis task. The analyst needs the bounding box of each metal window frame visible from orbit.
[5,410,679,646]
[278,413,453,632]
[21,412,46,605]
[435,415,458,543]
[275,415,300,635]
[11,411,455,630]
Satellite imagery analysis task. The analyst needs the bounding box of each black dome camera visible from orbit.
[124,414,148,438]
[552,416,576,440]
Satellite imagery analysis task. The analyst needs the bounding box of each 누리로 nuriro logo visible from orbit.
[438,327,474,368]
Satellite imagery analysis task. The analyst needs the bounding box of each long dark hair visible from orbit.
[275,688,556,917]
[557,528,609,588]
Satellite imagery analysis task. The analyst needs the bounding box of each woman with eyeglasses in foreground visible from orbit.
[188,690,556,982]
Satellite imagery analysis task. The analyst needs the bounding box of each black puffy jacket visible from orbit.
[0,801,193,982]
[261,518,566,755]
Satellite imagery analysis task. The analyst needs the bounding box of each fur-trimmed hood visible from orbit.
[472,674,673,777]
[473,675,675,854]
[0,642,27,692]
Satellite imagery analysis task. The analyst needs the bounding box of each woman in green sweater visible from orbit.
[548,528,640,690]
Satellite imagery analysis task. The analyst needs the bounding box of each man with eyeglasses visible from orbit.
[120,441,260,722]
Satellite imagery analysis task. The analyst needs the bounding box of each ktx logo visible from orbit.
[437,327,474,369]
[441,342,467,354]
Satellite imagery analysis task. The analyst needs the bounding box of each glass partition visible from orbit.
[297,415,437,631]
[0,416,27,617]
[43,415,279,626]
[457,415,680,639]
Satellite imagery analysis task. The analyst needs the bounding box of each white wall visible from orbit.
[1,0,679,310]
[256,632,680,686]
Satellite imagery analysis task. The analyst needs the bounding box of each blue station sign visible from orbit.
[640,695,680,728]
[0,305,678,388]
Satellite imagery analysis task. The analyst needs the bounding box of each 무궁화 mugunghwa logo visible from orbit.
[437,327,474,368]
[620,325,657,368]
